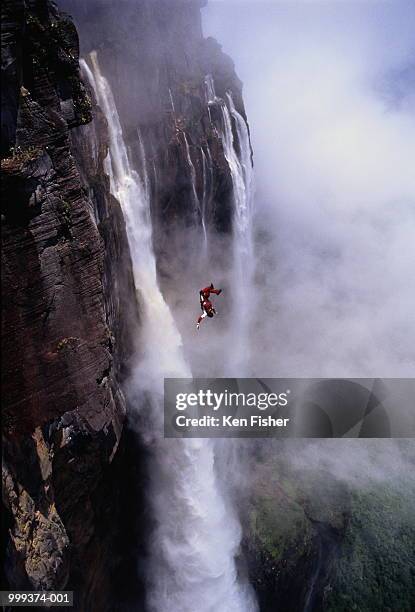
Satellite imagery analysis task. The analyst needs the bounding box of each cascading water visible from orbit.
[225,92,255,374]
[201,146,213,237]
[202,76,258,572]
[226,93,254,249]
[205,75,255,375]
[83,53,257,612]
[205,74,220,105]
[183,132,208,249]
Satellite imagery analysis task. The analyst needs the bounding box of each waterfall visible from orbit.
[205,74,255,375]
[83,53,256,612]
[226,93,254,246]
[183,132,208,249]
[226,93,255,374]
[205,74,219,125]
[205,74,219,105]
[137,127,150,198]
[201,146,213,238]
[201,77,257,568]
[84,54,186,384]
[168,88,176,114]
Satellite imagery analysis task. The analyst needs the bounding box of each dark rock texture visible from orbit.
[1,0,137,607]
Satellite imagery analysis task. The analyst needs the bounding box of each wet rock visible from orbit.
[1,0,135,607]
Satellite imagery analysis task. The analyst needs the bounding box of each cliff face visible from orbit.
[1,0,137,606]
[62,0,251,285]
[2,0,252,608]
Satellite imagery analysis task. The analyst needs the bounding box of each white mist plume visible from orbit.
[285,439,415,489]
[82,53,257,612]
[201,2,415,527]
[203,0,415,378]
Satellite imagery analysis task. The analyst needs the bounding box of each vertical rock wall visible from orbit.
[1,1,137,607]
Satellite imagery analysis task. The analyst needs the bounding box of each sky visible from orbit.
[202,0,415,377]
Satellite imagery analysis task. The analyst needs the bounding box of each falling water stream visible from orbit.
[205,75,255,375]
[183,132,208,249]
[81,54,257,612]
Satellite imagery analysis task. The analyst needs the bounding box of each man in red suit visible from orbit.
[196,283,222,330]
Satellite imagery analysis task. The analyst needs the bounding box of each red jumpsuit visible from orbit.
[200,285,222,302]
[197,284,222,328]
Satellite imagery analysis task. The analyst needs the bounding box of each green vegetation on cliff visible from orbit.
[245,449,415,612]
[324,483,415,612]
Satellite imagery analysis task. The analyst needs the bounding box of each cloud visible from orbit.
[203,0,415,377]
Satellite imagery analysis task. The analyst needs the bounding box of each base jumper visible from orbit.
[196,283,222,330]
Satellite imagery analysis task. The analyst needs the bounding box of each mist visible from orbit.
[202,0,415,378]
[74,1,415,605]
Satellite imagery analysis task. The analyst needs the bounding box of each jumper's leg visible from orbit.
[196,311,207,330]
